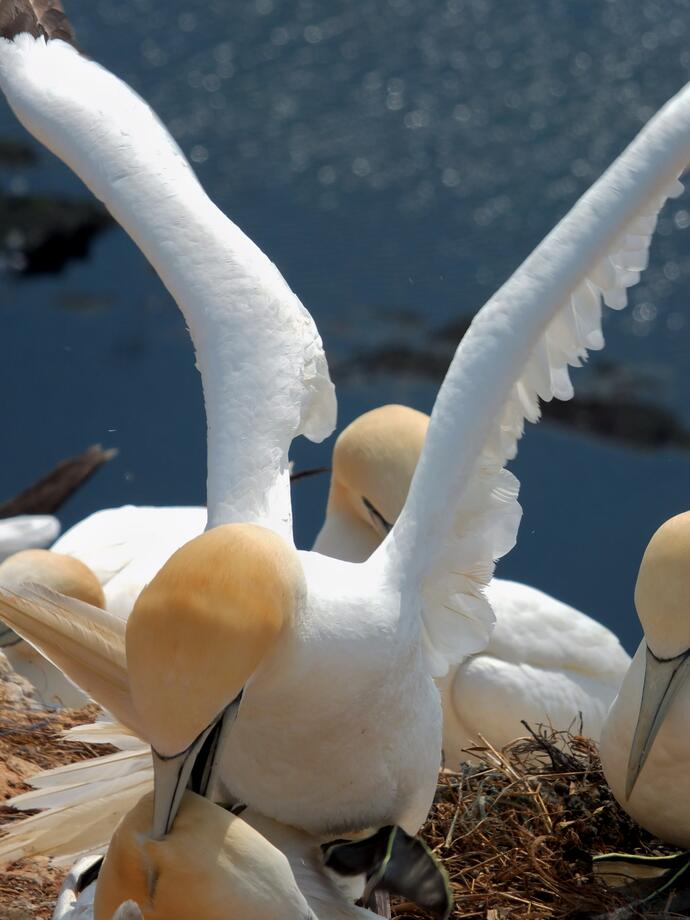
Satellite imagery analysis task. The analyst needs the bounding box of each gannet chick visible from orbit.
[0,549,104,706]
[600,511,690,848]
[125,523,304,839]
[314,405,630,761]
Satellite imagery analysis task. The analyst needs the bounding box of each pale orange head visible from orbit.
[0,548,105,608]
[125,523,305,756]
[94,791,309,920]
[328,404,428,537]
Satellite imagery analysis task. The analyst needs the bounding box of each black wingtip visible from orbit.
[0,0,76,48]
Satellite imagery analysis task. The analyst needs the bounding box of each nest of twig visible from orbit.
[391,724,684,919]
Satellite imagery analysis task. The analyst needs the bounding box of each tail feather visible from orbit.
[0,584,142,735]
[64,719,145,751]
[10,763,152,811]
[0,775,152,865]
[23,746,150,793]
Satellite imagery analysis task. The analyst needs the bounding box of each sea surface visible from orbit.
[2,0,690,653]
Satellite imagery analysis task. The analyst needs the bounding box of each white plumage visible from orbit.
[0,26,689,862]
[0,514,59,562]
[312,404,630,762]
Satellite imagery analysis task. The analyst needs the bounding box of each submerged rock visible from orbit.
[0,193,112,274]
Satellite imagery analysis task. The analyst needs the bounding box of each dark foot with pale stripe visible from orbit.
[323,825,453,919]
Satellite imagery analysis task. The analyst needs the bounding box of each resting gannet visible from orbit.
[600,510,690,849]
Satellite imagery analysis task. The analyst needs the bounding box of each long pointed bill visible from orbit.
[151,694,242,839]
[626,644,690,799]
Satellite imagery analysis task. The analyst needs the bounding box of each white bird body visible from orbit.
[440,578,629,759]
[1,15,690,866]
[52,506,207,619]
[220,549,441,835]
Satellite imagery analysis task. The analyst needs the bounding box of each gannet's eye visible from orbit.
[362,497,392,534]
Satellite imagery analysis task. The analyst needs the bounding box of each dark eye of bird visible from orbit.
[362,496,392,534]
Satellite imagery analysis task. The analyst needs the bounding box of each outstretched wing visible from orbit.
[377,81,690,676]
[0,23,336,543]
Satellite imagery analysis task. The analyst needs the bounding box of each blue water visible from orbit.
[2,0,690,652]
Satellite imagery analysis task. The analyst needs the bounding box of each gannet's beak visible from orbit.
[625,644,690,799]
[151,695,242,839]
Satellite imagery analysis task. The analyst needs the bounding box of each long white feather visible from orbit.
[376,81,690,676]
[0,35,336,544]
[0,584,141,732]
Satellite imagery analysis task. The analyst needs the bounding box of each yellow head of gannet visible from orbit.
[93,791,316,920]
[0,548,105,707]
[314,405,428,560]
[125,523,305,839]
[625,510,690,798]
[0,549,106,608]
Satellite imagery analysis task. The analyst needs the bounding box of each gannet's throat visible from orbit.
[362,497,392,535]
[626,643,690,799]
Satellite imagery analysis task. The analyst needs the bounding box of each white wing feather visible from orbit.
[0,514,60,562]
[378,81,690,676]
[51,506,206,588]
[0,35,336,543]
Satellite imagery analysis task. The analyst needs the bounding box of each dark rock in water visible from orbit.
[333,335,690,453]
[0,194,112,275]
[544,397,690,451]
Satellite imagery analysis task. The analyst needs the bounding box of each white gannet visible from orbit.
[600,510,690,849]
[1,0,690,857]
[0,548,104,706]
[313,404,630,761]
[53,792,382,920]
